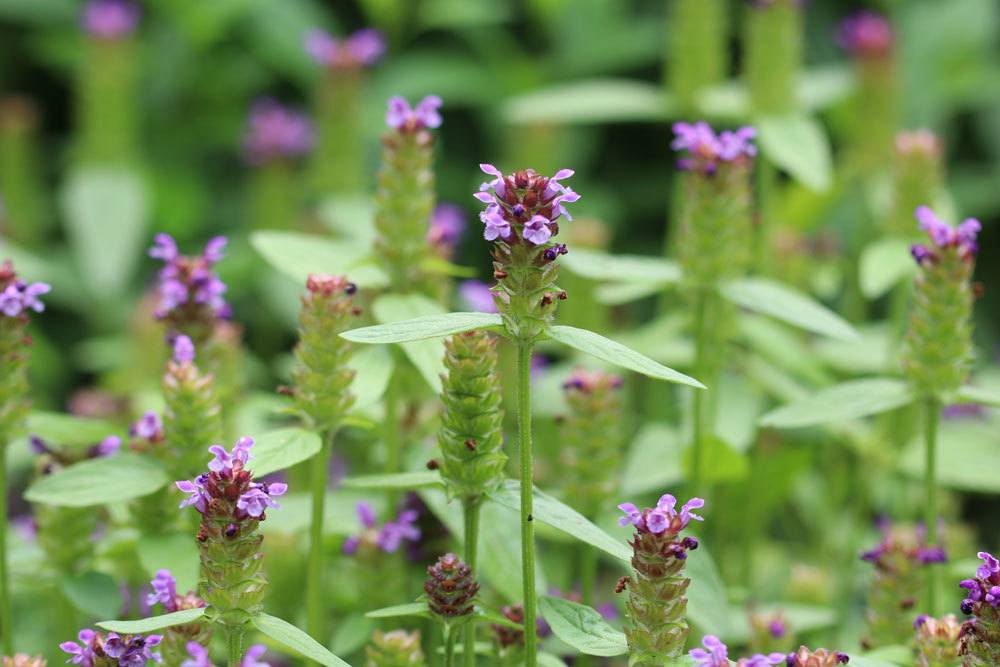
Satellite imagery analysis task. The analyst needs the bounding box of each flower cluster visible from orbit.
[672,122,757,174]
[475,164,579,245]
[129,411,164,444]
[786,647,850,666]
[343,501,421,556]
[60,629,161,667]
[960,552,1000,613]
[81,0,139,40]
[913,615,961,667]
[0,261,49,318]
[911,207,981,266]
[365,630,425,667]
[689,635,785,667]
[243,99,313,165]
[838,11,893,59]
[424,553,479,618]
[386,95,443,133]
[149,233,230,328]
[176,438,286,519]
[1,656,45,667]
[427,203,466,258]
[181,643,270,667]
[618,494,705,541]
[304,28,385,69]
[146,570,210,663]
[146,569,204,613]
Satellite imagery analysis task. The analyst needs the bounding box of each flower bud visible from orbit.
[365,630,426,667]
[913,614,961,667]
[424,553,478,619]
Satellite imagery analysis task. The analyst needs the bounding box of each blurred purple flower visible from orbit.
[81,0,139,39]
[428,203,466,252]
[304,27,386,69]
[181,643,212,667]
[244,99,313,165]
[838,11,894,58]
[0,273,50,317]
[689,635,729,667]
[672,121,756,173]
[343,501,421,556]
[240,645,271,667]
[385,95,443,131]
[149,233,229,322]
[459,280,497,313]
[130,411,164,441]
[911,206,980,265]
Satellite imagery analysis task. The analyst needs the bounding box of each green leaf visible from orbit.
[370,294,459,394]
[538,596,627,657]
[365,602,430,620]
[900,420,1000,493]
[61,167,148,297]
[489,480,631,562]
[62,571,122,619]
[329,613,376,657]
[341,471,443,490]
[250,231,388,289]
[561,249,681,284]
[595,281,668,306]
[721,277,859,342]
[247,428,322,478]
[686,546,735,638]
[24,411,119,447]
[345,310,503,344]
[757,114,833,192]
[957,384,1000,408]
[24,453,169,507]
[348,345,395,411]
[859,237,917,299]
[476,606,523,630]
[538,654,570,667]
[502,79,666,125]
[253,613,352,667]
[548,325,704,388]
[98,608,206,633]
[621,423,684,496]
[759,378,915,429]
[137,532,199,593]
[681,436,748,483]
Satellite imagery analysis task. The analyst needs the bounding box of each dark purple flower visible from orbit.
[690,635,728,667]
[149,233,229,323]
[459,280,497,313]
[81,0,139,39]
[304,27,386,69]
[960,551,1000,613]
[911,206,981,264]
[60,629,99,666]
[838,11,894,58]
[385,95,443,131]
[244,99,313,165]
[618,493,705,536]
[672,121,756,173]
[474,165,578,245]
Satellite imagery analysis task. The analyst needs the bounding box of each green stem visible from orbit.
[690,292,709,497]
[516,342,537,667]
[577,545,598,667]
[227,625,245,667]
[384,370,402,509]
[924,397,940,614]
[463,499,482,667]
[0,442,10,655]
[307,429,336,661]
[444,624,458,667]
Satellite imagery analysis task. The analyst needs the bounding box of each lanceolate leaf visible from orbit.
[538,596,627,657]
[721,277,859,342]
[859,237,916,299]
[342,310,503,344]
[98,608,206,633]
[250,230,388,289]
[756,114,833,192]
[759,378,915,429]
[686,546,735,638]
[341,471,444,490]
[957,384,1000,408]
[252,613,352,667]
[562,248,681,284]
[365,602,430,620]
[502,78,666,125]
[25,411,120,448]
[24,453,169,507]
[548,325,704,388]
[246,428,322,478]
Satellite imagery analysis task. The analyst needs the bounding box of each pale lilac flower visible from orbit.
[176,477,208,513]
[838,11,894,58]
[343,502,421,555]
[304,27,385,69]
[741,654,788,667]
[523,215,553,245]
[81,0,139,39]
[428,203,466,250]
[149,233,229,321]
[459,280,497,313]
[673,121,756,172]
[94,435,121,457]
[181,643,212,667]
[617,494,705,536]
[207,437,254,474]
[481,206,511,241]
[130,411,164,440]
[60,629,99,666]
[385,95,443,131]
[149,234,178,262]
[146,569,178,611]
[173,335,196,364]
[0,279,51,317]
[911,206,981,264]
[236,482,287,518]
[244,99,313,165]
[240,645,271,667]
[689,635,728,667]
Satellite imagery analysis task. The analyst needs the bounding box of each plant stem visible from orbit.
[516,342,537,667]
[690,291,709,497]
[463,499,482,667]
[444,624,457,667]
[924,396,940,614]
[384,369,402,509]
[0,442,10,655]
[227,625,245,667]
[306,428,336,661]
[578,546,598,667]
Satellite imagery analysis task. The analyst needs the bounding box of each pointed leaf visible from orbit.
[595,281,669,306]
[24,411,120,448]
[489,480,630,562]
[62,571,122,620]
[246,428,322,478]
[686,546,735,637]
[502,79,666,125]
[538,596,627,657]
[344,311,503,344]
[562,249,681,284]
[759,378,915,429]
[341,471,444,490]
[98,608,206,633]
[24,453,169,507]
[957,384,1000,408]
[721,277,859,342]
[859,237,916,299]
[137,532,199,593]
[365,602,430,620]
[252,613,352,667]
[757,114,832,192]
[549,325,704,388]
[250,231,388,289]
[349,345,395,410]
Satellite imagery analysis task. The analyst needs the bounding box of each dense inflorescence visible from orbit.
[958,552,1000,665]
[243,99,313,166]
[424,553,478,619]
[60,629,162,666]
[0,261,49,443]
[148,234,229,347]
[145,569,210,664]
[161,336,224,479]
[913,614,961,667]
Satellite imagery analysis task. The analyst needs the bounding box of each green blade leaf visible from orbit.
[246,427,322,478]
[62,571,122,620]
[957,384,1000,408]
[365,602,431,620]
[344,310,503,344]
[759,378,915,429]
[502,78,667,125]
[252,613,352,667]
[341,471,443,490]
[562,248,681,284]
[859,237,916,299]
[349,345,395,410]
[137,532,199,593]
[686,545,735,638]
[98,608,206,633]
[370,293,456,394]
[24,453,169,507]
[757,114,832,192]
[61,167,148,297]
[548,325,704,388]
[24,411,120,447]
[250,230,388,289]
[538,596,627,657]
[721,277,859,342]
[595,281,669,306]
[489,480,630,562]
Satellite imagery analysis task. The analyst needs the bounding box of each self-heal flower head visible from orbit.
[0,261,50,318]
[149,233,230,324]
[81,0,139,40]
[474,165,579,245]
[304,27,386,69]
[60,629,98,666]
[385,95,443,132]
[672,121,756,173]
[343,502,422,556]
[911,206,981,265]
[838,11,893,59]
[61,629,162,667]
[689,635,728,666]
[244,99,313,166]
[618,493,705,536]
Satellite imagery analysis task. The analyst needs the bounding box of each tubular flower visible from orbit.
[148,233,230,345]
[342,502,421,557]
[958,551,1000,665]
[304,28,385,70]
[60,629,162,667]
[0,261,48,444]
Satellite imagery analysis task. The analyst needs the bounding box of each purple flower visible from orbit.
[236,482,288,518]
[130,411,164,441]
[173,335,196,363]
[942,403,986,420]
[244,99,313,165]
[480,205,511,241]
[617,493,705,536]
[690,635,728,667]
[912,206,981,263]
[960,551,1000,613]
[207,437,254,474]
[740,654,788,667]
[0,276,51,318]
[673,121,756,173]
[175,477,208,513]
[240,645,271,667]
[474,165,578,245]
[523,215,553,245]
[385,95,443,131]
[146,569,177,611]
[181,643,212,667]
[60,629,99,667]
[104,632,162,667]
[94,435,121,457]
[81,0,139,39]
[343,502,421,555]
[459,280,497,313]
[149,233,230,322]
[428,203,467,251]
[304,27,386,69]
[838,11,893,58]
